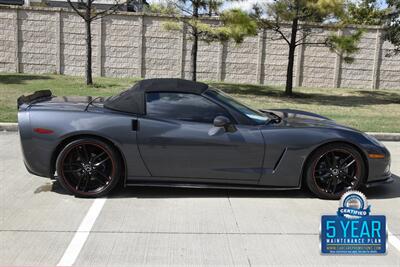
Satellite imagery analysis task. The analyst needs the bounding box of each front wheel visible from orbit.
[56,138,121,198]
[305,143,366,200]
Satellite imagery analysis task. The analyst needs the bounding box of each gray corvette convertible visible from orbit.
[17,78,392,199]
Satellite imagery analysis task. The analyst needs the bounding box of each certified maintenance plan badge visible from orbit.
[320,191,387,254]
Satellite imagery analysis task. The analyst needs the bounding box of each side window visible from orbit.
[146,92,230,123]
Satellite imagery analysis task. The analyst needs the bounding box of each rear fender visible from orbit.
[20,110,150,179]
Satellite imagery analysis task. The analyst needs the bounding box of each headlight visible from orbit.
[363,133,384,147]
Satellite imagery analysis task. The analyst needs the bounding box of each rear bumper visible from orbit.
[23,159,49,178]
[365,174,393,188]
[19,110,54,178]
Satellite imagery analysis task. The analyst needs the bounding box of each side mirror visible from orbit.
[213,116,236,132]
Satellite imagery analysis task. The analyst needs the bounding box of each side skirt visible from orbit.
[125,181,300,191]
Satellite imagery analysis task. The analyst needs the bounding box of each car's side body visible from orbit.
[18,79,392,192]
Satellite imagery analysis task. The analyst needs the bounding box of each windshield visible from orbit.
[205,89,269,125]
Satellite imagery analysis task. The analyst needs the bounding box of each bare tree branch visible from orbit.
[91,3,122,21]
[67,0,86,20]
[259,19,291,45]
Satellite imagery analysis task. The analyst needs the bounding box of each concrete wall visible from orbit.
[0,6,399,89]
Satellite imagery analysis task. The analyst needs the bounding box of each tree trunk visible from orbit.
[190,2,199,82]
[285,18,298,96]
[85,10,93,85]
[191,32,198,82]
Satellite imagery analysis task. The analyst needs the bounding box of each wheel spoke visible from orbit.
[324,152,335,168]
[342,159,356,169]
[91,152,105,163]
[316,167,330,172]
[315,172,331,180]
[75,147,85,162]
[64,168,82,173]
[341,178,352,187]
[94,157,110,167]
[75,174,85,190]
[340,155,352,167]
[64,163,82,173]
[331,176,338,193]
[64,163,82,167]
[82,174,90,192]
[330,152,337,167]
[93,175,107,185]
[81,145,90,162]
[95,169,111,181]
[325,178,333,192]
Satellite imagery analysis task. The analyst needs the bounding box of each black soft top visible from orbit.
[104,78,209,114]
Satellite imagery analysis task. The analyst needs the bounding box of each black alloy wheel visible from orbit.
[305,143,366,200]
[56,138,121,197]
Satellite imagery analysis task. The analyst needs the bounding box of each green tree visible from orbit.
[345,0,386,25]
[150,0,257,81]
[385,0,400,55]
[252,0,363,96]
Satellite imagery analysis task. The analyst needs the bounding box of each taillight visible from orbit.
[33,128,54,134]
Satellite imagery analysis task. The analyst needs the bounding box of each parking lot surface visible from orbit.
[1,131,400,266]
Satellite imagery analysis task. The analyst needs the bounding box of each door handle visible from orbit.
[132,119,139,131]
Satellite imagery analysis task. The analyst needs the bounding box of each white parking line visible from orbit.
[57,198,106,267]
[388,231,400,253]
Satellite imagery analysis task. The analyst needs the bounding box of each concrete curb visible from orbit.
[366,132,400,142]
[1,123,400,141]
[0,123,18,132]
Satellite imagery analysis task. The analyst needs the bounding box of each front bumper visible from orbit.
[366,143,391,183]
[365,174,394,188]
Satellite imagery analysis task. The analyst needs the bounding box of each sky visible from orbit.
[147,0,388,11]
[221,0,265,11]
[147,0,266,11]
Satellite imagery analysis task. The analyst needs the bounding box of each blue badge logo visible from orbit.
[320,191,387,254]
[337,191,370,218]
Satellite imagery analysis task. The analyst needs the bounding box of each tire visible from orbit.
[305,143,366,200]
[56,138,121,198]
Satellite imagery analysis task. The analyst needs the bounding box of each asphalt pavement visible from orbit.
[1,131,400,266]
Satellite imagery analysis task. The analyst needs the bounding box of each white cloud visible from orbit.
[147,0,270,12]
[222,0,267,12]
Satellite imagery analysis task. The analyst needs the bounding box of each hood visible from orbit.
[263,109,360,132]
[28,96,105,112]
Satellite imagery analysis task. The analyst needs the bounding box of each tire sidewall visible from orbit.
[56,138,121,198]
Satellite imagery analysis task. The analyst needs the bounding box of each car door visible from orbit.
[136,92,265,182]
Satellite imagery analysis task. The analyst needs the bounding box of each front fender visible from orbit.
[258,126,376,187]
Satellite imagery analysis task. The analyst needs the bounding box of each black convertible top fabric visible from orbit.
[104,78,209,114]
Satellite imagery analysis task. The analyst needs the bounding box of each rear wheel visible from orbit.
[305,143,366,200]
[56,138,121,198]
